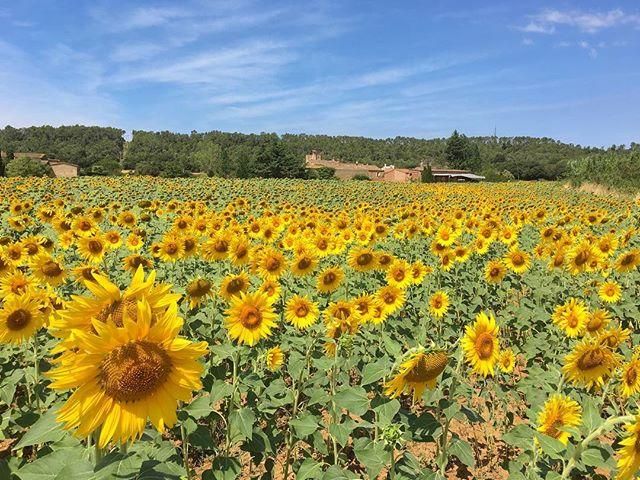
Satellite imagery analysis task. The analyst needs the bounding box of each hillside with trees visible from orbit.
[0,125,632,180]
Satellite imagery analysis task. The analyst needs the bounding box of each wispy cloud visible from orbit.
[518,8,640,34]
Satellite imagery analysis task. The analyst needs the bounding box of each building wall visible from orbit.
[50,164,78,177]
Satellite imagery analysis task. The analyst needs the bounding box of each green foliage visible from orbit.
[253,139,305,178]
[352,174,371,181]
[86,159,122,176]
[307,167,336,179]
[569,150,640,191]
[5,157,53,177]
[421,165,434,183]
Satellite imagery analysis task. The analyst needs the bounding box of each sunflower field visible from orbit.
[1,176,640,480]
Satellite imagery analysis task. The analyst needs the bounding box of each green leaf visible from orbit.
[210,380,235,404]
[322,465,360,479]
[93,452,143,480]
[333,386,369,416]
[581,397,603,433]
[290,413,320,438]
[449,437,475,467]
[353,438,388,479]
[203,457,242,480]
[184,395,212,419]
[581,446,607,467]
[296,458,323,480]
[502,424,536,451]
[373,399,400,427]
[229,408,255,443]
[0,369,22,405]
[361,359,389,385]
[16,406,65,449]
[534,432,566,459]
[17,448,92,480]
[329,419,356,446]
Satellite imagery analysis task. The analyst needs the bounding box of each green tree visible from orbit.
[254,139,305,178]
[6,157,53,177]
[421,165,434,183]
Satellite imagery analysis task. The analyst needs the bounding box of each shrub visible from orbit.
[5,157,53,177]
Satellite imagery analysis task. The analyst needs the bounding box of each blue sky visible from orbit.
[0,1,638,146]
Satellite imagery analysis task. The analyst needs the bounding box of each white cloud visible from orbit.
[522,38,534,46]
[519,8,640,34]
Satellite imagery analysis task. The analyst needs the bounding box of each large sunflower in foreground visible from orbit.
[562,338,621,390]
[225,291,277,346]
[0,294,46,344]
[51,266,179,336]
[49,301,206,448]
[615,416,640,480]
[384,350,448,402]
[536,394,582,445]
[462,312,500,377]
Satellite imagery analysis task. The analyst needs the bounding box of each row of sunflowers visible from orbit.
[1,176,640,479]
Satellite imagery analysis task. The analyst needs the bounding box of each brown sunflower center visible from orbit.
[511,253,524,266]
[165,242,179,254]
[574,251,589,266]
[240,306,262,329]
[475,332,495,360]
[404,352,448,382]
[265,257,281,272]
[24,243,39,255]
[334,306,351,319]
[187,279,212,297]
[577,348,605,371]
[79,220,92,231]
[383,292,396,304]
[393,270,405,281]
[42,261,63,277]
[97,298,138,327]
[99,341,172,402]
[214,240,229,253]
[626,366,638,387]
[7,309,31,331]
[225,278,245,295]
[184,239,196,252]
[621,254,635,266]
[323,272,336,284]
[297,257,311,270]
[88,240,103,254]
[490,267,501,277]
[295,304,309,317]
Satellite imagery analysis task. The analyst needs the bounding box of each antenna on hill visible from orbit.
[493,125,497,141]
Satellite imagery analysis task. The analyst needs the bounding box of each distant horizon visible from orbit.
[1,1,639,147]
[2,123,634,150]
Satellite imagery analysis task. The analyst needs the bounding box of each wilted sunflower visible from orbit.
[219,272,250,301]
[598,326,631,350]
[185,278,214,309]
[316,267,344,294]
[585,309,611,336]
[384,350,449,402]
[562,338,621,390]
[615,416,640,480]
[462,312,500,377]
[284,295,319,329]
[599,280,622,303]
[225,291,277,346]
[484,259,507,284]
[265,346,284,371]
[536,394,582,445]
[0,294,46,344]
[620,356,640,398]
[428,291,450,318]
[49,301,206,448]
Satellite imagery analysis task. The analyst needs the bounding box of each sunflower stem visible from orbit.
[32,334,41,412]
[436,349,463,475]
[180,422,192,479]
[559,414,634,479]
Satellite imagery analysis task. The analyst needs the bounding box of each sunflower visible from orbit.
[620,357,640,398]
[348,247,377,272]
[599,280,622,303]
[290,253,318,277]
[316,267,344,294]
[484,260,507,284]
[258,279,282,302]
[255,248,287,280]
[376,285,405,316]
[126,233,144,251]
[503,249,531,274]
[0,270,34,298]
[265,346,284,371]
[31,255,66,287]
[104,230,123,249]
[428,291,450,318]
[202,232,231,261]
[536,394,582,445]
[52,266,179,335]
[224,291,277,346]
[375,252,394,271]
[615,416,640,480]
[585,309,611,336]
[352,294,377,323]
[72,264,102,284]
[551,298,589,338]
[498,348,516,373]
[77,234,108,264]
[123,254,153,273]
[284,295,319,329]
[598,326,631,350]
[0,294,46,344]
[185,278,214,309]
[219,272,250,301]
[72,215,99,237]
[462,312,500,377]
[48,301,207,448]
[562,338,621,390]
[614,250,640,274]
[384,350,449,402]
[386,259,412,289]
[229,237,251,266]
[325,300,361,328]
[410,261,429,285]
[157,236,184,263]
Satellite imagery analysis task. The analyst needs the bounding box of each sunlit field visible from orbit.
[2,177,640,480]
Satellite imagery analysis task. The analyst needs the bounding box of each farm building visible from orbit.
[1,152,79,177]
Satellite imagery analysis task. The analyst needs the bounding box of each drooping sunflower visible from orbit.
[384,350,449,402]
[316,267,344,294]
[585,309,611,336]
[562,338,621,390]
[615,416,640,480]
[265,346,284,371]
[620,356,640,398]
[48,301,207,448]
[284,295,319,329]
[599,280,622,303]
[185,278,214,309]
[462,312,500,377]
[224,291,277,346]
[536,394,582,445]
[428,291,450,319]
[123,254,153,273]
[0,294,46,344]
[598,326,631,350]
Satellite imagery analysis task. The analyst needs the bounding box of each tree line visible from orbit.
[0,125,636,181]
